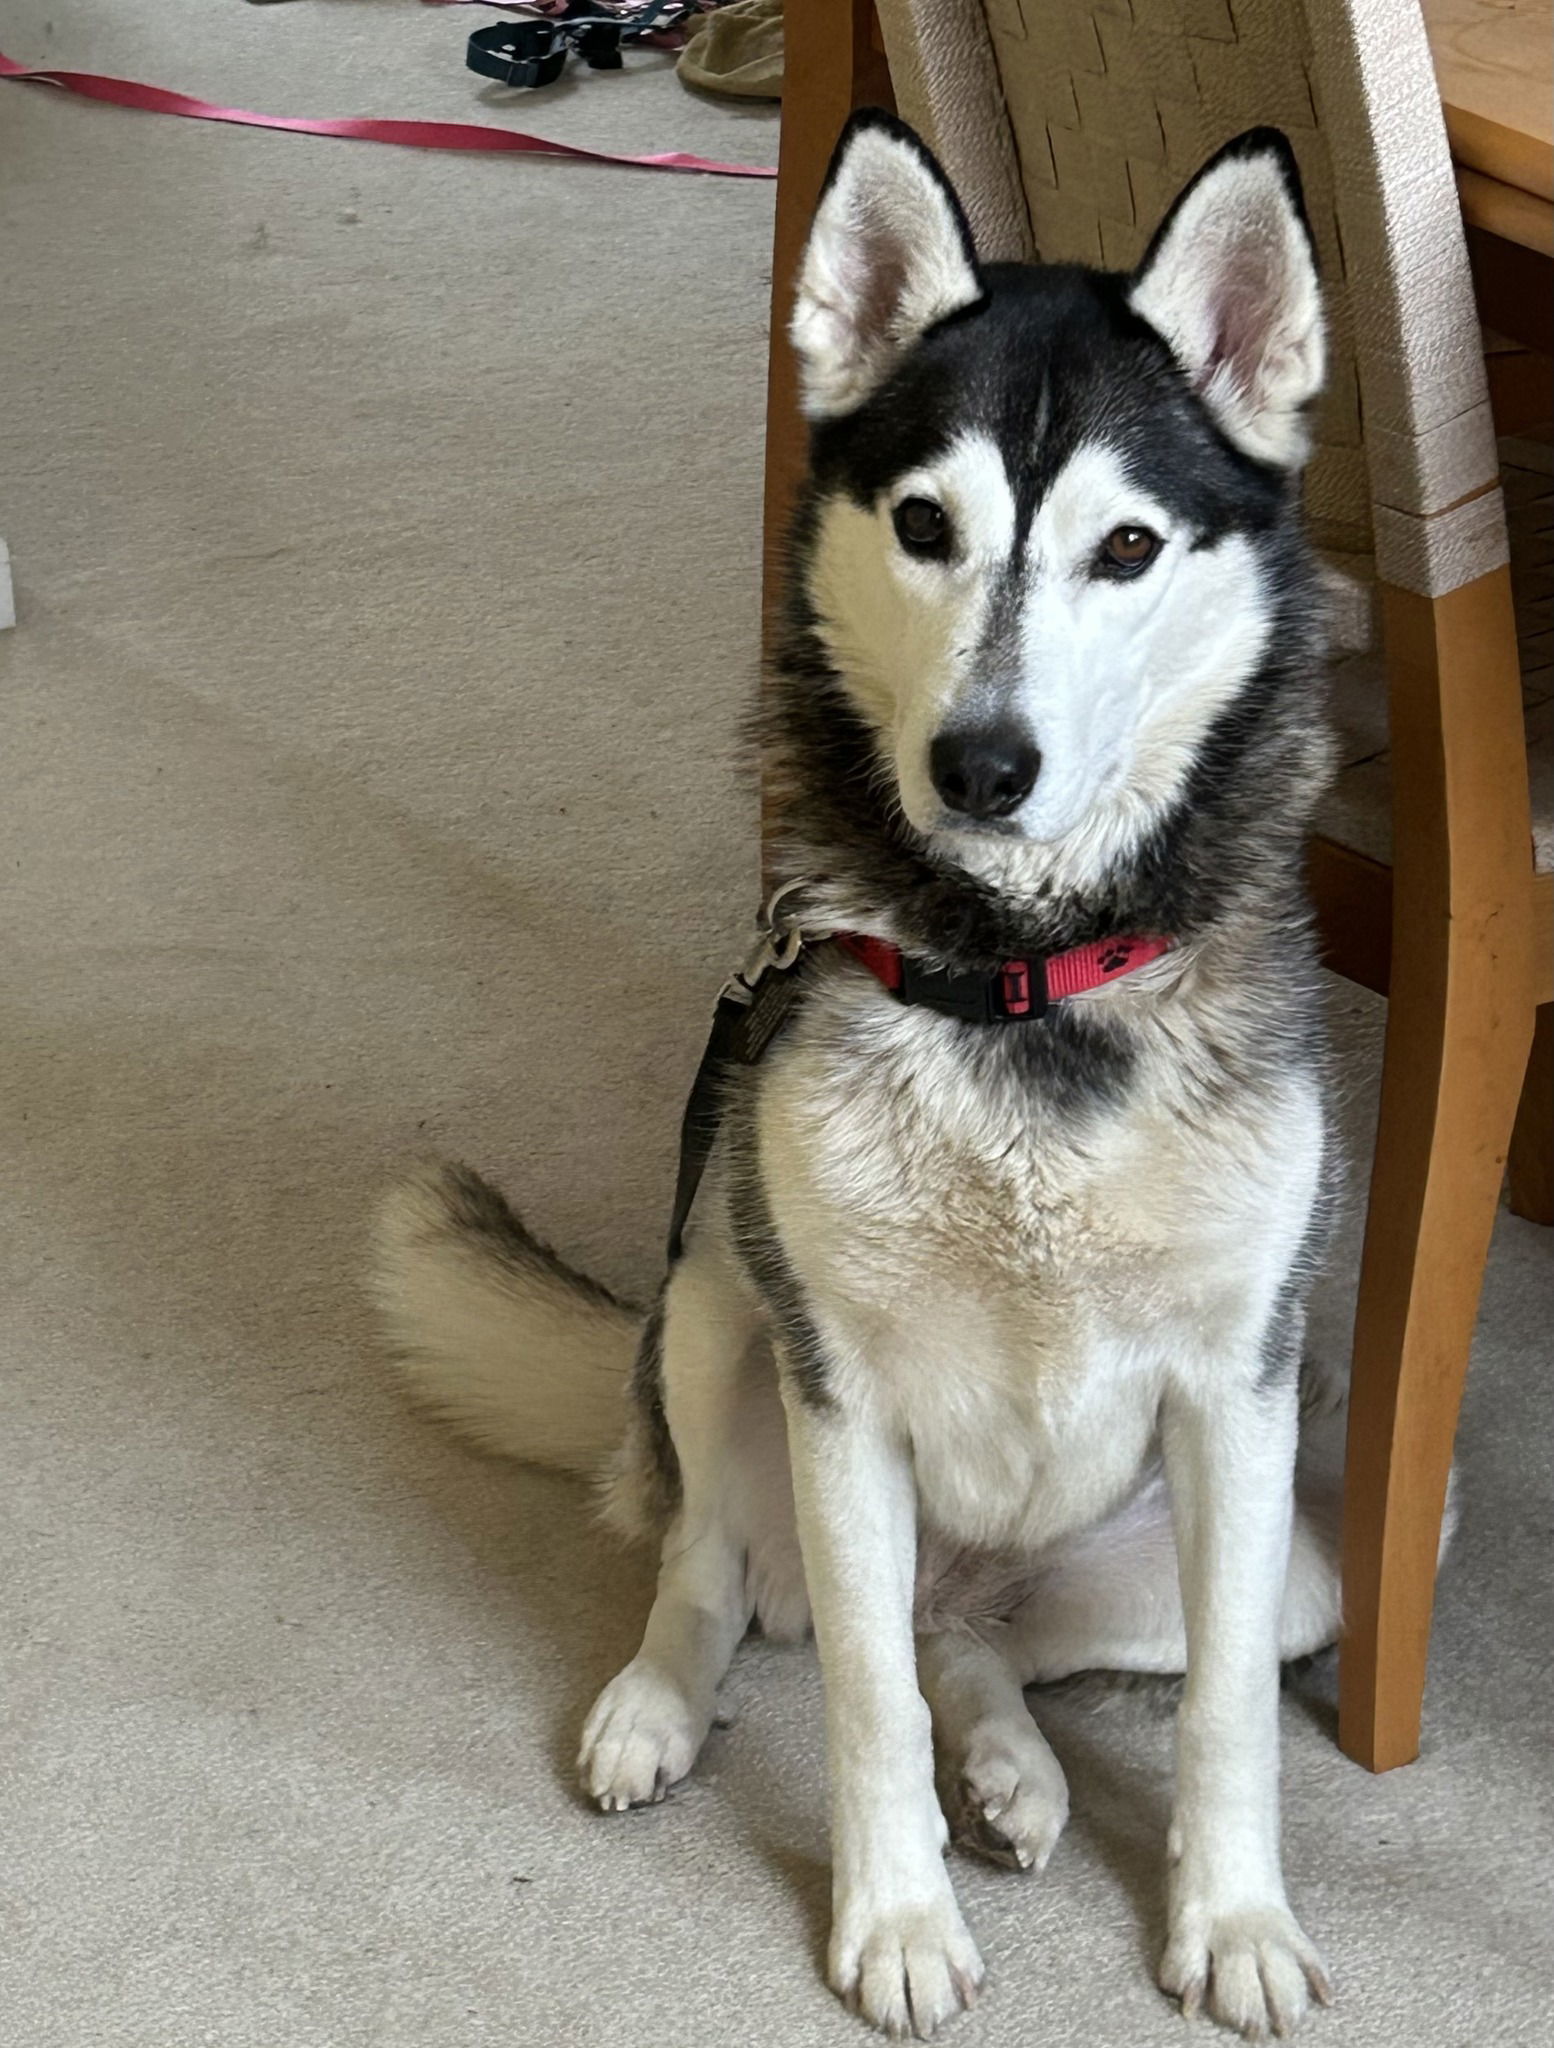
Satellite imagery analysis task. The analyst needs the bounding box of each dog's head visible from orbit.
[790,114,1324,872]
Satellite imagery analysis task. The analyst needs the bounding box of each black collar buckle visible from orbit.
[896,954,1049,1026]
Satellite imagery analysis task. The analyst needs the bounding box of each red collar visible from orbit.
[834,930,1173,1025]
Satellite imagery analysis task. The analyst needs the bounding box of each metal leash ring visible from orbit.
[727,879,814,999]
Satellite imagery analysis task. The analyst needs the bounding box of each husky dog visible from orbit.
[375,116,1356,2039]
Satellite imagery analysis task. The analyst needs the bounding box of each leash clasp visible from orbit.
[726,879,810,1003]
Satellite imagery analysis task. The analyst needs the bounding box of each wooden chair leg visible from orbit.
[759,0,891,874]
[760,0,891,638]
[1339,569,1538,1772]
[1508,1003,1554,1224]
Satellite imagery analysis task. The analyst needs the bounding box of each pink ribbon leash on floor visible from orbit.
[0,47,777,179]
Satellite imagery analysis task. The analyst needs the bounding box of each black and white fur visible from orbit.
[375,119,1367,2040]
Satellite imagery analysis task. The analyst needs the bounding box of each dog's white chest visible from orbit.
[757,991,1320,1553]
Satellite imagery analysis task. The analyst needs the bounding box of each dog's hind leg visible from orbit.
[579,1240,796,1810]
[1001,1407,1350,1686]
[918,1627,1069,1874]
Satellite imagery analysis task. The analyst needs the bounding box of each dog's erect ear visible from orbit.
[790,111,984,420]
[1129,129,1324,469]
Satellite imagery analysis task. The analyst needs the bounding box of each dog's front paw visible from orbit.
[577,1659,712,1812]
[943,1718,1068,1873]
[1159,1901,1331,2039]
[830,1882,984,2039]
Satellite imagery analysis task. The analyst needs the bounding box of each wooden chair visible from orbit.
[763,0,1552,1774]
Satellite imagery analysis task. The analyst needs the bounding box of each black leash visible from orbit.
[666,883,810,1264]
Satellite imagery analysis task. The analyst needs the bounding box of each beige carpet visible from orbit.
[2,8,1550,2045]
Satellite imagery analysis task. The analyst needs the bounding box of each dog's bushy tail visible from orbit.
[370,1161,641,1477]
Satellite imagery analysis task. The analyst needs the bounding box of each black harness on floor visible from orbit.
[466,0,694,90]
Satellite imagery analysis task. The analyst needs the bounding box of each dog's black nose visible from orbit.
[929,725,1041,821]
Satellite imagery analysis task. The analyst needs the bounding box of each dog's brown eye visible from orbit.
[1099,524,1161,575]
[893,496,949,556]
